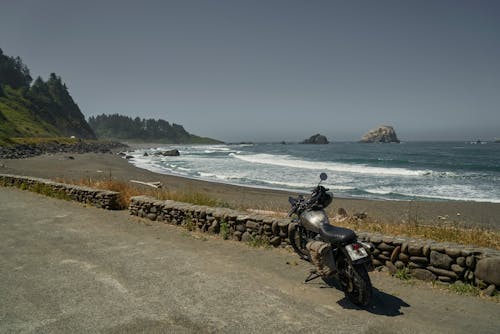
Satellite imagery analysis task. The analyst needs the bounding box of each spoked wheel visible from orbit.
[338,259,372,307]
[289,224,311,261]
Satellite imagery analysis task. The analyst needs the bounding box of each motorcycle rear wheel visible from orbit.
[289,224,310,261]
[339,260,372,307]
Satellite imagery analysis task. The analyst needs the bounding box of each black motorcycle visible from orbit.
[287,173,374,306]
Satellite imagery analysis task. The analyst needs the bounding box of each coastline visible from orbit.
[1,151,500,231]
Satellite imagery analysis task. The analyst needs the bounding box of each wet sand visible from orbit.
[1,151,499,230]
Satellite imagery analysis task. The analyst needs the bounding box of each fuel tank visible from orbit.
[300,209,329,234]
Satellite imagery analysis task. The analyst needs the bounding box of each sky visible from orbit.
[1,0,499,142]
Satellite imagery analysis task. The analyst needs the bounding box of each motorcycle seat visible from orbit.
[319,224,356,244]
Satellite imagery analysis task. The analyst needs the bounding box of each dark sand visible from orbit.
[1,151,499,230]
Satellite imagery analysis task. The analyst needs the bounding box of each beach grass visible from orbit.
[58,178,231,210]
[334,216,500,250]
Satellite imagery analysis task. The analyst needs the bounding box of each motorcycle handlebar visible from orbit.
[288,185,331,216]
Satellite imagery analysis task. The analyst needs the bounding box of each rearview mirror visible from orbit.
[320,173,328,181]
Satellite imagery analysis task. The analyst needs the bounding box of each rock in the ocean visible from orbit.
[301,134,329,144]
[360,125,400,143]
[154,149,180,156]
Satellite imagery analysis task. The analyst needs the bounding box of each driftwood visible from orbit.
[129,180,163,189]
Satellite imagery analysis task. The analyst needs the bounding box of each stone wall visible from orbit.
[129,195,500,293]
[0,174,121,210]
[129,195,292,247]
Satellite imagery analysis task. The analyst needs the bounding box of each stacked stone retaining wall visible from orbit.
[129,195,500,293]
[0,174,121,210]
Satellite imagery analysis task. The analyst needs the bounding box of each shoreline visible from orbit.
[1,151,500,231]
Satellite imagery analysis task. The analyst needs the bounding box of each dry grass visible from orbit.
[335,216,500,250]
[56,177,231,209]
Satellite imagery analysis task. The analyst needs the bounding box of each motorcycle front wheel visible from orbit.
[288,224,310,261]
[338,259,372,307]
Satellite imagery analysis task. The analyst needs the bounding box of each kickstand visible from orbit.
[304,269,321,283]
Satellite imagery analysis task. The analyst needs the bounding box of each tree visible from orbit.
[0,48,32,90]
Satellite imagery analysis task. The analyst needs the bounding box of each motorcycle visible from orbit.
[287,173,374,306]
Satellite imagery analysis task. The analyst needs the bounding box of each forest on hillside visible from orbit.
[88,114,221,144]
[0,48,96,139]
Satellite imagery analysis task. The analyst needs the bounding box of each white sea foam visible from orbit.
[197,171,240,180]
[230,153,428,177]
[204,145,232,151]
[398,192,500,203]
[253,179,316,189]
[365,187,394,195]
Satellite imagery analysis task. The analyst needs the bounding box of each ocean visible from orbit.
[128,142,500,203]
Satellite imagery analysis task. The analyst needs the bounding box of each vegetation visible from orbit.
[220,220,230,240]
[448,282,481,296]
[88,113,221,144]
[6,137,80,145]
[0,48,96,140]
[4,179,72,201]
[182,215,196,232]
[394,267,412,281]
[338,216,500,250]
[247,235,271,248]
[57,178,231,209]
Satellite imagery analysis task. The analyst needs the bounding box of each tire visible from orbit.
[289,224,310,261]
[338,260,372,307]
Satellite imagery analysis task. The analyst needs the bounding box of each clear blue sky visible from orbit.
[1,0,499,142]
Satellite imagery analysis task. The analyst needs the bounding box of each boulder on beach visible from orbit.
[154,149,180,157]
[360,125,400,143]
[301,134,329,145]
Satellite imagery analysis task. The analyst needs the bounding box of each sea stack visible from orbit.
[301,134,329,144]
[360,126,400,143]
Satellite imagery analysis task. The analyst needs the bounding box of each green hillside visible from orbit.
[0,48,96,141]
[0,86,60,138]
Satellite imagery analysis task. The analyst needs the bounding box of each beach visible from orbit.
[1,150,500,231]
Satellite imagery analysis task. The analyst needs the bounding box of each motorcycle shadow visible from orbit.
[320,279,410,316]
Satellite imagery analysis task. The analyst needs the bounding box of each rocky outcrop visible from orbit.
[360,126,400,143]
[301,134,329,144]
[153,149,180,157]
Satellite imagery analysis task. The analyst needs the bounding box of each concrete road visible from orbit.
[1,187,499,334]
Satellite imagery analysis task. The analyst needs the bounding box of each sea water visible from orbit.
[128,142,500,203]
